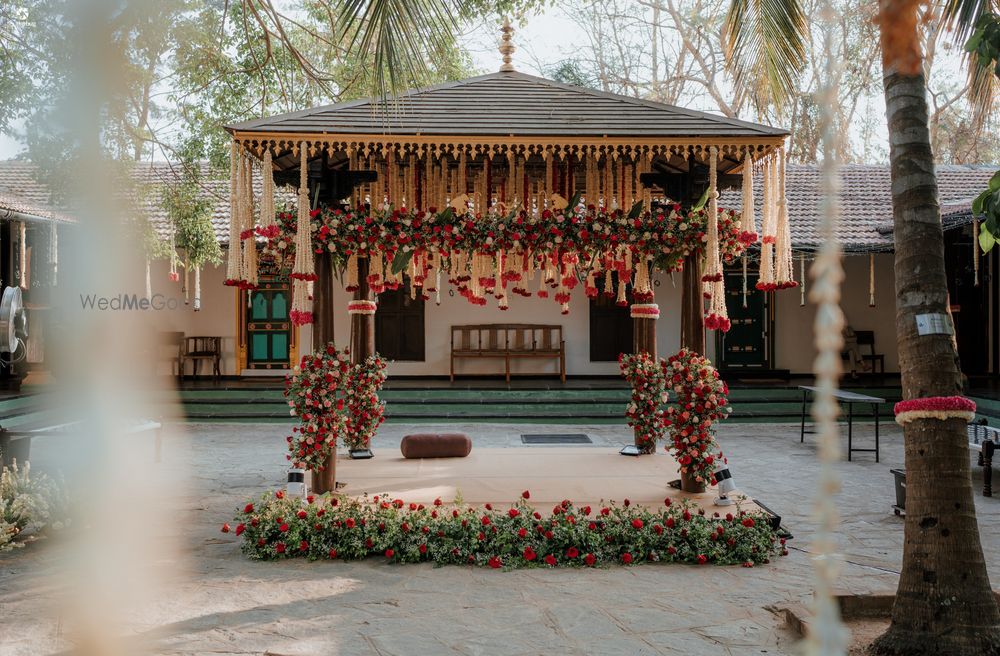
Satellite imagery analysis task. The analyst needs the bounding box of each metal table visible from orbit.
[799,385,886,462]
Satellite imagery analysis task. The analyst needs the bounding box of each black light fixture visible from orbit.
[349,448,374,460]
[619,444,642,456]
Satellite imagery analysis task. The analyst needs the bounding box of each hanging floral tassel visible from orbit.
[742,255,748,309]
[145,258,152,299]
[756,157,776,291]
[193,267,201,312]
[241,153,258,290]
[800,253,806,307]
[704,146,729,331]
[257,146,278,239]
[345,253,359,292]
[368,250,385,294]
[225,141,242,286]
[168,227,179,283]
[740,150,759,245]
[869,253,876,307]
[290,143,315,326]
[773,152,797,290]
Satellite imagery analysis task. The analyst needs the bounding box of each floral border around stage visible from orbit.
[223,491,786,569]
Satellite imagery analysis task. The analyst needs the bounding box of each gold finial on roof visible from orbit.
[499,17,515,72]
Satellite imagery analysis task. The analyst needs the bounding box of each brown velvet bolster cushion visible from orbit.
[400,433,472,459]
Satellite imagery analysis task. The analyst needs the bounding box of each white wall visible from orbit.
[772,253,899,374]
[150,253,902,378]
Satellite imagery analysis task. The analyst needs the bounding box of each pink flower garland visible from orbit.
[893,396,976,426]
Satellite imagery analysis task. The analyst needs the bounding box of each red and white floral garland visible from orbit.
[629,303,660,319]
[347,300,378,316]
[893,396,976,426]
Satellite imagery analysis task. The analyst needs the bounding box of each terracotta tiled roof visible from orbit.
[0,161,75,223]
[719,163,996,251]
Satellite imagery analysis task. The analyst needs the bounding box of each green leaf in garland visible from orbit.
[979,227,996,253]
[692,188,710,211]
[627,201,644,219]
[565,191,582,215]
[438,207,453,222]
[390,249,414,275]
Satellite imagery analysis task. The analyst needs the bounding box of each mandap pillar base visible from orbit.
[311,453,337,495]
[633,428,656,454]
[680,470,707,494]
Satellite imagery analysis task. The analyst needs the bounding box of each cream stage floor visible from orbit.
[337,447,765,515]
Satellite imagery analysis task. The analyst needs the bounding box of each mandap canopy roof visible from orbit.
[223,70,793,329]
[226,71,788,175]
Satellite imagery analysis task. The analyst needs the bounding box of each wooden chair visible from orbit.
[158,331,184,379]
[855,331,885,374]
[180,336,222,380]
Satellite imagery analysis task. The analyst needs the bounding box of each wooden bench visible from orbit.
[450,324,565,383]
[969,421,1000,497]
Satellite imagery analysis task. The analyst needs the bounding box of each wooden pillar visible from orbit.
[680,253,705,354]
[312,252,334,348]
[350,255,375,363]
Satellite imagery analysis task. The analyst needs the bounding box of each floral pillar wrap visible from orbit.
[290,142,316,326]
[620,352,668,454]
[662,349,731,493]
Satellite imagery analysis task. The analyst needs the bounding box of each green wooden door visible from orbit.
[717,267,769,369]
[247,279,291,369]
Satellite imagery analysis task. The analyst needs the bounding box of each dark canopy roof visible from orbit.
[226,71,788,139]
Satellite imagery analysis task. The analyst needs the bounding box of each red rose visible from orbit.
[221,523,231,533]
[235,523,245,536]
[244,503,254,514]
[297,510,307,519]
[523,547,537,561]
[683,510,692,521]
[518,527,528,538]
[385,549,395,558]
[622,553,633,564]
[488,557,502,569]
[697,554,707,564]
[566,547,579,559]
[742,517,755,528]
[544,554,557,566]
[329,549,337,559]
[631,519,644,530]
[663,498,672,507]
[653,524,663,535]
[481,516,491,526]
[279,523,289,532]
[601,507,610,516]
[665,517,675,528]
[275,543,286,554]
[345,518,355,528]
[434,498,442,506]
[508,508,520,518]
[584,553,597,566]
[522,490,530,499]
[276,490,285,500]
[299,540,309,551]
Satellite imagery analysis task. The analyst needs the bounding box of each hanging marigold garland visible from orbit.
[290,143,316,326]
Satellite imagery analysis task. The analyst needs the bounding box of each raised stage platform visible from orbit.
[336,447,764,515]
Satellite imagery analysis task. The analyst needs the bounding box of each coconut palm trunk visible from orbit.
[871,3,1000,653]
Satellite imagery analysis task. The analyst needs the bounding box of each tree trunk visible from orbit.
[312,252,334,348]
[871,7,1000,652]
[680,253,705,354]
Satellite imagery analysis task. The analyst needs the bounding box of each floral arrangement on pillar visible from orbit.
[286,344,388,466]
[619,352,668,452]
[342,353,388,452]
[662,349,731,492]
[285,344,352,472]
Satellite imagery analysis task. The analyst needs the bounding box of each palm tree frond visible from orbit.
[336,0,458,103]
[941,0,997,40]
[723,0,808,114]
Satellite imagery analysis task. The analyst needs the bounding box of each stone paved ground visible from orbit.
[3,420,1000,656]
